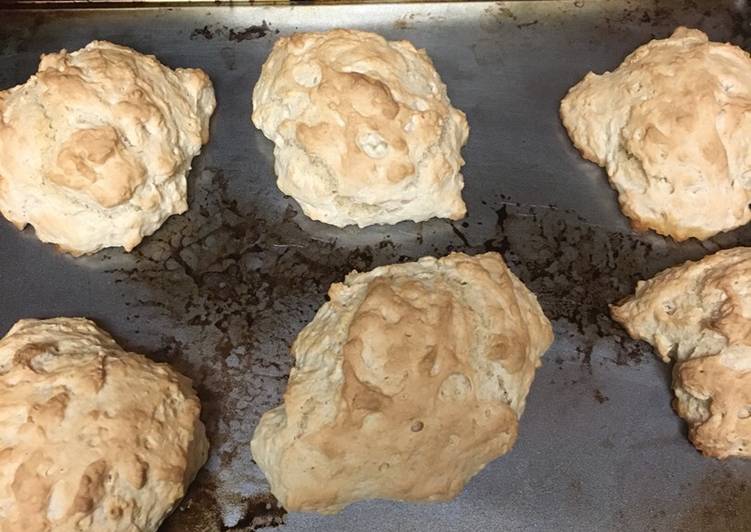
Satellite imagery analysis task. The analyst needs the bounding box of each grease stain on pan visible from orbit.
[450,197,751,371]
[107,162,751,528]
[105,167,383,529]
[676,469,751,532]
[104,163,751,529]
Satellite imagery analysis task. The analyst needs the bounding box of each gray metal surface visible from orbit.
[1,2,751,531]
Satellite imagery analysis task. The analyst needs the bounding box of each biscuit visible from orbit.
[252,29,469,227]
[561,28,751,241]
[251,252,553,513]
[0,318,208,531]
[0,41,215,255]
[612,248,751,458]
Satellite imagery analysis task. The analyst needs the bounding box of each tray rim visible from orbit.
[2,0,499,10]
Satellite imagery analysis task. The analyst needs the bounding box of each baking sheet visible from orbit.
[1,2,751,531]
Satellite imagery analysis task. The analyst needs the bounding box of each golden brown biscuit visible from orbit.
[0,41,215,255]
[0,318,208,531]
[561,28,751,241]
[252,29,468,227]
[612,247,751,458]
[251,252,553,513]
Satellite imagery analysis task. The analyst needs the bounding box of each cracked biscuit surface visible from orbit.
[0,318,208,531]
[612,247,751,458]
[251,252,553,513]
[0,40,215,255]
[252,29,469,227]
[561,28,751,241]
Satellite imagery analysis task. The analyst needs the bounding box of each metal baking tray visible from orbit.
[2,1,751,531]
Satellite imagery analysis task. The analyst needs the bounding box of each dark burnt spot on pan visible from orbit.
[189,22,278,42]
[516,20,539,30]
[606,4,675,28]
[593,1,745,39]
[226,494,286,531]
[164,477,286,532]
[613,335,648,366]
[164,476,223,532]
[593,389,609,404]
[191,25,216,40]
[229,22,273,42]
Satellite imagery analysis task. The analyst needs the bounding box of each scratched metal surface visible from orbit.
[1,1,751,531]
